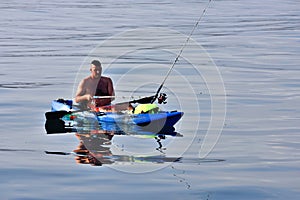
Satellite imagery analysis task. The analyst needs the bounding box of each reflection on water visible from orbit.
[45,109,185,166]
[45,114,224,167]
[0,82,54,89]
[47,127,184,167]
[72,131,182,167]
[73,132,114,166]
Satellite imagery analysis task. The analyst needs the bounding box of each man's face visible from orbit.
[90,64,102,78]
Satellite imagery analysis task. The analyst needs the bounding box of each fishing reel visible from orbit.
[158,93,167,104]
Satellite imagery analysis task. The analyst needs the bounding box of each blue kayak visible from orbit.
[47,99,183,134]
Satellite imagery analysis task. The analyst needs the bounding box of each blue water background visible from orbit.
[0,0,299,199]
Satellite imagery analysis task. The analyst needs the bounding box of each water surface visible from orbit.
[0,0,299,199]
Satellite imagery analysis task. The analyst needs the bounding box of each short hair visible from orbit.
[91,60,101,68]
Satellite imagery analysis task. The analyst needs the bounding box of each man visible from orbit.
[75,60,115,108]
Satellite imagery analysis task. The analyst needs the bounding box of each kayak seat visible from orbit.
[133,104,160,114]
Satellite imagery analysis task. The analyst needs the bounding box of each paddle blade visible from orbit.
[45,119,67,134]
[45,111,70,120]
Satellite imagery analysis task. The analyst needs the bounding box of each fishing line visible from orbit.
[151,0,213,103]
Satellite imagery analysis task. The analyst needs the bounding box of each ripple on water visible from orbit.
[0,82,54,89]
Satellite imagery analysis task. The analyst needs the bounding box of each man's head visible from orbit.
[90,60,102,78]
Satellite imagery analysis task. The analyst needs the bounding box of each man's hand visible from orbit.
[84,94,93,101]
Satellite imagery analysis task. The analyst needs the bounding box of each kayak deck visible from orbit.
[46,99,183,134]
[96,110,183,133]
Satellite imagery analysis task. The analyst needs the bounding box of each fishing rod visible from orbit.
[151,0,213,103]
[93,95,142,99]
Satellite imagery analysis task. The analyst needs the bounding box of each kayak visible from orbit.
[46,99,183,134]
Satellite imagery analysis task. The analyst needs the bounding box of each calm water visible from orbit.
[1,0,300,199]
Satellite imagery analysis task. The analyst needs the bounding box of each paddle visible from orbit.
[45,95,155,120]
[45,118,74,134]
[45,109,89,120]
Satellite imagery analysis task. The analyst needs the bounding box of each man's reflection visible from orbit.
[71,128,182,167]
[73,130,115,166]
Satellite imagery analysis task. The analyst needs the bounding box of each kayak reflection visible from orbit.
[45,109,184,167]
[72,129,183,167]
[73,112,183,166]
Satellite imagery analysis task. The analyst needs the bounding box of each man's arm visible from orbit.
[75,80,92,103]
